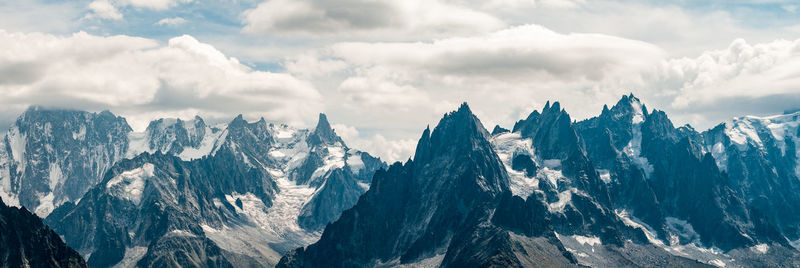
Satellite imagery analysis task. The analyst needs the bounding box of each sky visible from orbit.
[1,0,800,162]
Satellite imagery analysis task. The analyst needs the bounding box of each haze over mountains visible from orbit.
[1,94,800,267]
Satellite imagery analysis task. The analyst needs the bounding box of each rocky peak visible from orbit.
[514,101,582,161]
[228,114,248,129]
[415,103,494,167]
[278,102,512,267]
[491,125,509,135]
[602,93,648,122]
[307,113,343,147]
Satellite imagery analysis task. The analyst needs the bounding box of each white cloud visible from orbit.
[333,123,416,162]
[156,17,187,26]
[86,0,193,21]
[87,0,123,20]
[242,0,505,40]
[294,24,664,134]
[653,38,800,109]
[123,0,193,10]
[0,30,322,131]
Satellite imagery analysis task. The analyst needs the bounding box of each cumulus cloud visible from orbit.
[242,0,505,40]
[647,38,800,120]
[333,124,416,162]
[0,30,322,131]
[87,0,123,20]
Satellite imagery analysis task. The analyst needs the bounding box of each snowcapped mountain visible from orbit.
[44,112,385,267]
[127,116,225,161]
[6,96,800,267]
[703,111,800,250]
[280,97,800,267]
[0,107,131,216]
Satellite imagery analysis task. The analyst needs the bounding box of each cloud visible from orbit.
[87,0,123,20]
[290,24,664,134]
[122,0,193,10]
[652,38,800,111]
[0,30,322,131]
[242,0,505,40]
[332,123,416,162]
[328,25,663,81]
[156,17,187,26]
[85,0,193,20]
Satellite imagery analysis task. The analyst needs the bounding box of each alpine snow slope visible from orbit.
[36,112,384,267]
[279,97,800,268]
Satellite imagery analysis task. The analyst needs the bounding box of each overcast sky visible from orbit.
[1,0,800,161]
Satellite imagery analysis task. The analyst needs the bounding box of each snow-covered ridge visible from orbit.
[722,112,800,152]
[126,117,226,161]
[714,111,800,175]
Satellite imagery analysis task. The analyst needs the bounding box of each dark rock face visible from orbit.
[704,113,800,242]
[573,94,786,252]
[0,196,87,268]
[279,104,516,267]
[297,168,364,231]
[278,103,696,267]
[491,125,509,135]
[0,107,131,217]
[281,96,800,268]
[511,154,536,177]
[45,152,272,267]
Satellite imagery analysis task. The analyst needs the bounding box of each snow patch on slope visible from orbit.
[311,145,346,180]
[106,163,155,205]
[710,142,729,172]
[7,126,26,173]
[615,209,663,246]
[597,169,611,184]
[665,217,700,245]
[33,191,55,216]
[491,132,538,198]
[72,125,86,141]
[750,243,769,254]
[179,128,226,160]
[622,106,654,179]
[113,246,148,268]
[0,140,19,207]
[48,163,62,191]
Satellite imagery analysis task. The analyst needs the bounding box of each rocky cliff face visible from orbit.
[703,112,800,248]
[0,196,87,268]
[280,97,800,268]
[0,107,131,217]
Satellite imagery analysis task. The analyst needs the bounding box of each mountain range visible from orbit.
[2,94,800,267]
[1,109,384,267]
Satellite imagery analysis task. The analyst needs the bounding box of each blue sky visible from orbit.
[1,0,800,161]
